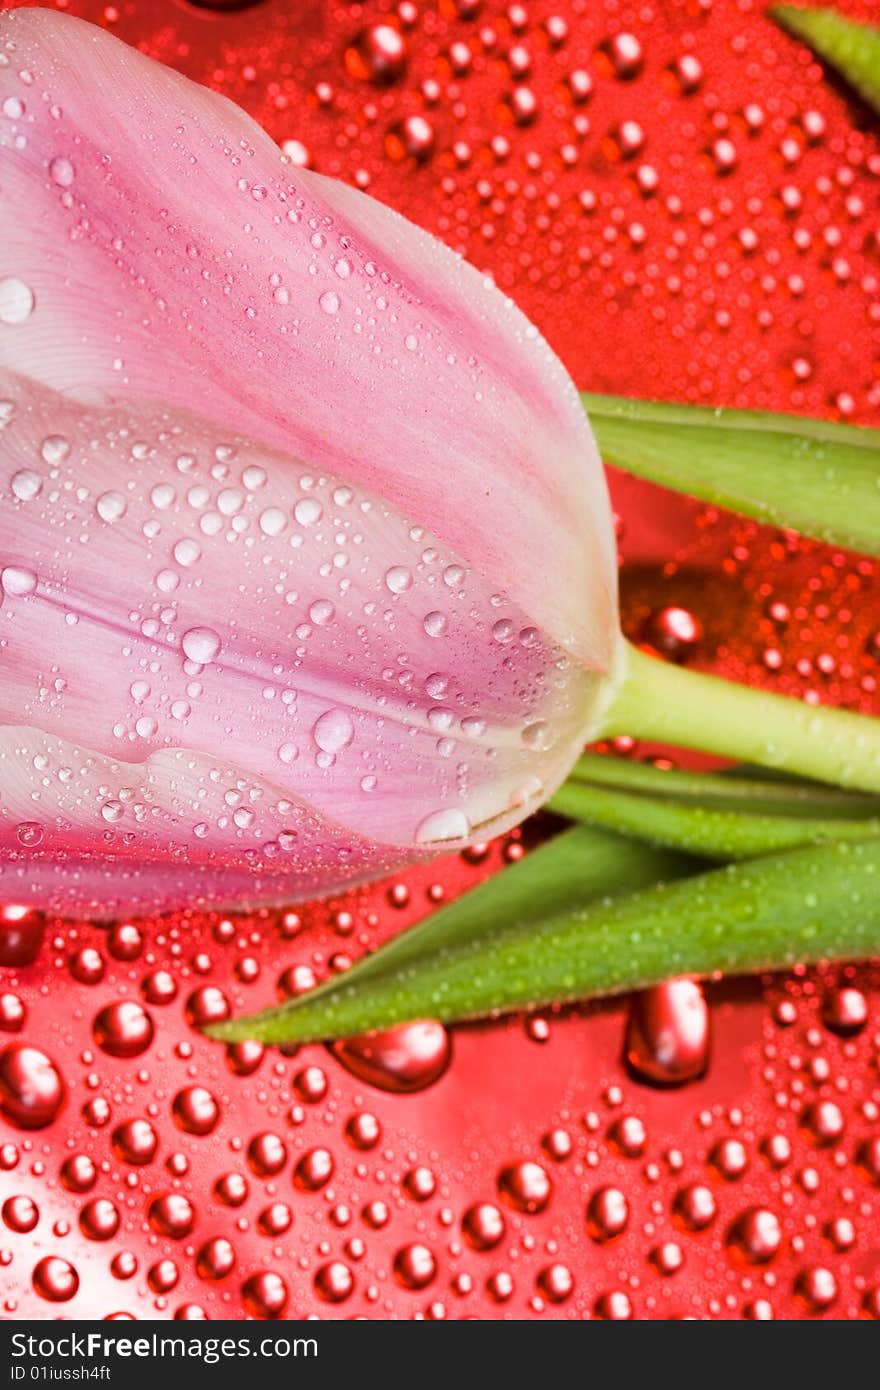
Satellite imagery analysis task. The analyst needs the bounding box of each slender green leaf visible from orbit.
[568,753,880,818]
[582,393,880,555]
[311,824,691,995]
[208,840,880,1043]
[772,6,880,117]
[548,779,880,860]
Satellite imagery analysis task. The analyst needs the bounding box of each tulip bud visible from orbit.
[0,11,616,917]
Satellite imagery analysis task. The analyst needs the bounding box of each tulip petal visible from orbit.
[0,8,616,671]
[0,369,599,915]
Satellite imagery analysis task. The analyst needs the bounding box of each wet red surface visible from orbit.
[0,0,879,1319]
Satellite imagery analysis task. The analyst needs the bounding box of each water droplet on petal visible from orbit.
[0,277,34,325]
[385,566,412,594]
[96,491,127,523]
[40,435,70,464]
[49,156,75,187]
[313,709,354,753]
[11,470,41,501]
[181,626,221,664]
[1,567,37,597]
[415,808,470,843]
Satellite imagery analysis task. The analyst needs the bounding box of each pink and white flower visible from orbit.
[0,9,616,917]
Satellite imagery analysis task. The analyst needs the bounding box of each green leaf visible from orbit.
[207,840,880,1044]
[568,753,880,818]
[214,825,695,1033]
[772,5,880,117]
[548,778,880,860]
[582,394,880,555]
[316,823,692,992]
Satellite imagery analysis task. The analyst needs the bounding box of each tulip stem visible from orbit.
[599,641,880,794]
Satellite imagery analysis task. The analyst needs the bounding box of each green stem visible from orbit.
[600,640,880,794]
[548,779,880,860]
[582,393,880,554]
[208,840,880,1044]
[568,752,880,817]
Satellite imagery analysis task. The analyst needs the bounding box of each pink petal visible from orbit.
[0,7,616,671]
[0,370,598,916]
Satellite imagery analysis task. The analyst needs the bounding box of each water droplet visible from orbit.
[15,822,43,848]
[586,1186,629,1240]
[498,1161,552,1214]
[393,1243,436,1290]
[259,506,287,536]
[309,598,335,626]
[822,985,868,1035]
[247,1132,287,1177]
[2,1194,38,1233]
[0,277,34,325]
[148,1193,195,1239]
[345,1111,382,1150]
[40,435,70,464]
[242,1271,289,1319]
[385,566,412,594]
[728,1207,782,1264]
[1,566,37,597]
[96,491,127,523]
[49,155,75,187]
[415,808,470,843]
[196,1237,236,1280]
[111,1118,158,1166]
[625,980,710,1085]
[0,1043,65,1129]
[79,1198,120,1241]
[11,469,41,501]
[462,1203,506,1250]
[172,1085,221,1136]
[181,626,221,664]
[294,1146,335,1192]
[60,1154,96,1193]
[0,905,45,966]
[673,1183,717,1231]
[173,537,201,567]
[214,1172,249,1207]
[32,1256,78,1303]
[92,1001,154,1058]
[294,497,322,527]
[315,1260,355,1302]
[345,24,408,84]
[330,1020,451,1093]
[148,1259,180,1294]
[313,708,354,753]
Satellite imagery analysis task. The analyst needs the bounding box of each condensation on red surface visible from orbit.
[0,0,879,1320]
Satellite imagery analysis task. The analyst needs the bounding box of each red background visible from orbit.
[1,0,879,1319]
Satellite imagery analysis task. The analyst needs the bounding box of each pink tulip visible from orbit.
[0,9,616,918]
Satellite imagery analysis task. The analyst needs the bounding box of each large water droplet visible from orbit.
[313,709,354,753]
[1,567,37,597]
[0,277,34,325]
[182,626,221,664]
[415,808,470,842]
[331,1020,452,1093]
[11,469,41,501]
